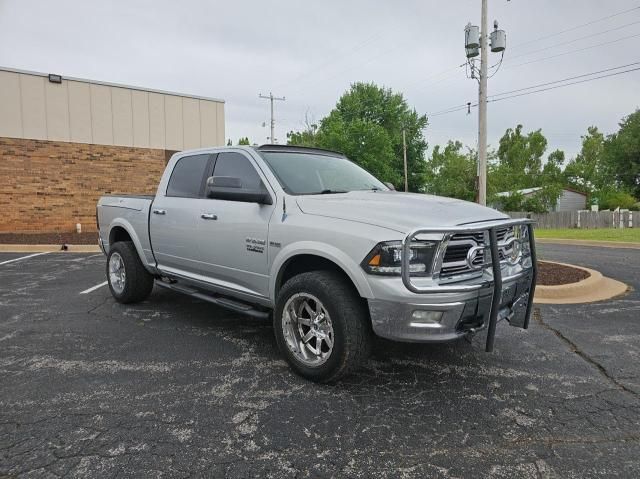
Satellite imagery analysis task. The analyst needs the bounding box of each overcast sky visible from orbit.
[1,0,638,159]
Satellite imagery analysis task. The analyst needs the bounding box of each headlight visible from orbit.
[361,240,437,276]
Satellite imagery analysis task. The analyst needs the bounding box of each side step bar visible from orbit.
[155,280,270,320]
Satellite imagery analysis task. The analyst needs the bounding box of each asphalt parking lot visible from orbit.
[1,244,639,478]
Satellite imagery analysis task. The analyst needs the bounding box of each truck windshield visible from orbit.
[260,152,388,195]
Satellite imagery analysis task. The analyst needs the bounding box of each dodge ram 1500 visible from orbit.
[97,145,536,382]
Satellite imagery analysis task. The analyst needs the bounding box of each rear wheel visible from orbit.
[274,270,372,383]
[107,241,154,304]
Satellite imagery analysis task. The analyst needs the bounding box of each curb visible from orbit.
[534,260,629,304]
[536,238,640,249]
[0,244,101,253]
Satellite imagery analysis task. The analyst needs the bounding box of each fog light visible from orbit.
[410,310,444,328]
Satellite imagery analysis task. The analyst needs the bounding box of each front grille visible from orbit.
[440,227,514,277]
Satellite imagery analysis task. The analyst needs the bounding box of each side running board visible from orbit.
[155,280,270,320]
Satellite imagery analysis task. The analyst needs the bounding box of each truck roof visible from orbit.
[255,144,345,158]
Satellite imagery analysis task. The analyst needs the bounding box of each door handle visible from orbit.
[201,213,218,220]
[152,209,166,215]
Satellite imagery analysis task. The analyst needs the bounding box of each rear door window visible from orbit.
[166,154,211,197]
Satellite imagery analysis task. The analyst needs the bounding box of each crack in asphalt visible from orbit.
[87,296,110,315]
[534,308,638,397]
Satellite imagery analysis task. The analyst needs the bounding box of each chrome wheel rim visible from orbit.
[282,293,334,367]
[108,252,126,294]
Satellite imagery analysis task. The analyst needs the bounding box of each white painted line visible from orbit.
[70,253,103,262]
[80,281,108,295]
[0,252,49,266]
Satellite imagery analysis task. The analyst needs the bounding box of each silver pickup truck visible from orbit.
[97,145,536,382]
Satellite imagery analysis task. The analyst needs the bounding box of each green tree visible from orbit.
[603,110,640,198]
[563,126,610,191]
[488,125,564,211]
[286,123,318,147]
[543,149,565,185]
[491,124,547,193]
[238,137,250,145]
[424,141,476,201]
[287,82,429,191]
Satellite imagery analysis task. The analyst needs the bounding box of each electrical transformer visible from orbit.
[464,23,480,49]
[490,29,506,52]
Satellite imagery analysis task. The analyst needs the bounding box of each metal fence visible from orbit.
[505,210,637,229]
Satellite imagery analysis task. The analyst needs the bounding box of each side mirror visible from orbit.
[384,182,396,191]
[206,176,273,205]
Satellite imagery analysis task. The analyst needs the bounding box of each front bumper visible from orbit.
[368,219,537,350]
[368,269,533,342]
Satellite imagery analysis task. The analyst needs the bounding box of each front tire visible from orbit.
[274,270,372,383]
[106,241,154,304]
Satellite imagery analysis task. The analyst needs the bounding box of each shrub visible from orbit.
[597,190,637,210]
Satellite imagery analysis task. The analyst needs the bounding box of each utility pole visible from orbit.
[478,0,488,206]
[402,129,408,192]
[464,1,506,206]
[259,92,285,143]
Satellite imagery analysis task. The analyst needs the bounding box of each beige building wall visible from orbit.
[0,68,225,150]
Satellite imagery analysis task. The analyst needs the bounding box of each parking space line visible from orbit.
[0,252,49,266]
[70,253,103,262]
[80,281,108,295]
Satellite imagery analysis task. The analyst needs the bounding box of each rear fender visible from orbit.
[108,219,156,273]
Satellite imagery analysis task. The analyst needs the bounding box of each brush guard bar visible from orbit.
[401,219,537,352]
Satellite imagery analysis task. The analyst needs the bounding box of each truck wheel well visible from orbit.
[109,226,132,245]
[277,254,362,300]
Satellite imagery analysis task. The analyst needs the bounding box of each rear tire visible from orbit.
[274,270,372,383]
[106,241,154,304]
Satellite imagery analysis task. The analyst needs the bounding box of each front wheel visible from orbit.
[273,270,372,383]
[106,241,154,304]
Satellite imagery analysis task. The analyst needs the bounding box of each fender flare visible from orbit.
[107,219,149,269]
[269,241,374,301]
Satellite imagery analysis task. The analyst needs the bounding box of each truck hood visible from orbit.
[295,191,508,233]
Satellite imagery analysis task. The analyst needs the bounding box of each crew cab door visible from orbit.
[196,151,275,298]
[149,153,213,273]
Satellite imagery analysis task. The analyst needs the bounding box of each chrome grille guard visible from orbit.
[401,218,537,352]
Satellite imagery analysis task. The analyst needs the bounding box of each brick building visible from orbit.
[0,67,225,233]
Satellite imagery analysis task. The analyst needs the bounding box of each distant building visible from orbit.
[0,67,225,233]
[493,187,587,212]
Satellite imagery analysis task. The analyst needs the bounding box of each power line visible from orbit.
[428,103,471,116]
[422,15,640,92]
[422,7,640,96]
[424,13,640,114]
[508,19,640,61]
[510,5,640,49]
[428,65,640,116]
[505,32,640,69]
[490,61,640,98]
[488,66,640,104]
